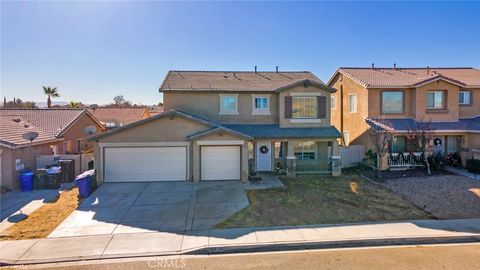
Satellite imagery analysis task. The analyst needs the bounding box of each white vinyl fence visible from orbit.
[36,153,94,176]
[340,145,365,168]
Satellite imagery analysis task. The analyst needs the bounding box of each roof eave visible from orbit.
[275,79,336,93]
[186,126,253,141]
[88,110,218,141]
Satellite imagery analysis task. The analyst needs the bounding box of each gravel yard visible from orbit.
[383,175,480,219]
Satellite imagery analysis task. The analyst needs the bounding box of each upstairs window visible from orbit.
[459,91,471,105]
[382,91,404,114]
[349,94,357,113]
[292,96,317,118]
[251,95,270,115]
[331,96,337,110]
[219,94,238,114]
[427,91,445,109]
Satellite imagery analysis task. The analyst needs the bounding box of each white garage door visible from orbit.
[201,146,240,180]
[104,146,187,182]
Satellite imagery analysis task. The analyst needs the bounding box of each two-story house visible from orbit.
[328,66,480,167]
[89,70,341,184]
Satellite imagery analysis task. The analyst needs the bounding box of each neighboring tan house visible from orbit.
[88,107,150,129]
[0,109,105,190]
[328,66,480,167]
[89,70,342,184]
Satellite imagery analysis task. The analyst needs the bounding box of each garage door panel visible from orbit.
[104,147,187,182]
[201,146,240,181]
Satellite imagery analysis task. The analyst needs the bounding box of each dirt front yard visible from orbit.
[0,187,82,240]
[217,173,433,228]
[383,174,480,219]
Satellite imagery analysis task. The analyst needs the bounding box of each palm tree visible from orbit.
[42,86,60,108]
[69,101,80,108]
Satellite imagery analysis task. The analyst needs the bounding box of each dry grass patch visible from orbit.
[0,187,82,240]
[217,173,434,228]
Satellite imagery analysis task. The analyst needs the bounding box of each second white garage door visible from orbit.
[104,146,187,182]
[201,146,240,180]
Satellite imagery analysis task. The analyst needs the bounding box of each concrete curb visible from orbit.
[2,234,479,266]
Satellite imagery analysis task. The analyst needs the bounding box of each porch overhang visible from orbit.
[224,124,342,140]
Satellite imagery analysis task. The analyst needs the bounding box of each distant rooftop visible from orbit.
[160,70,326,92]
[330,67,480,88]
[87,107,148,125]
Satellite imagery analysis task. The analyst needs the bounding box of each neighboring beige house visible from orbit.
[0,108,104,190]
[88,107,150,129]
[89,70,342,184]
[328,66,480,167]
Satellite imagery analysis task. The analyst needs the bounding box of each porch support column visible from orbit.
[331,139,341,176]
[241,142,249,183]
[192,141,200,183]
[286,140,296,178]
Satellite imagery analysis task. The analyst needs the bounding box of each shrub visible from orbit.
[466,159,480,174]
[428,153,446,171]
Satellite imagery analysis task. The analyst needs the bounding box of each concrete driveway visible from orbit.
[49,181,248,237]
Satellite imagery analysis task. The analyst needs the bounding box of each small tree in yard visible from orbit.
[405,118,436,175]
[366,118,395,181]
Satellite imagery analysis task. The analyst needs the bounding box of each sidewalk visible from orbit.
[1,218,479,266]
[445,167,479,180]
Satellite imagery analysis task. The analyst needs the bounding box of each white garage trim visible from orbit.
[99,142,190,182]
[196,140,244,146]
[99,142,190,147]
[201,145,241,181]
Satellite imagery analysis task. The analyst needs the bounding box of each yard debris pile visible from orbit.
[0,187,82,240]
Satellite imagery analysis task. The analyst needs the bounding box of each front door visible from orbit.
[256,141,272,171]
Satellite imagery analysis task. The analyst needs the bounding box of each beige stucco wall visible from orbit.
[329,73,369,146]
[459,88,480,118]
[164,92,279,124]
[0,143,57,190]
[279,84,332,128]
[415,80,460,122]
[368,88,416,119]
[61,114,104,154]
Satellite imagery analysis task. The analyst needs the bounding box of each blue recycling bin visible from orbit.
[20,171,34,192]
[75,170,95,198]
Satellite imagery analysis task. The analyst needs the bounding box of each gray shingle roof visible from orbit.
[365,117,480,132]
[224,124,342,139]
[160,70,328,92]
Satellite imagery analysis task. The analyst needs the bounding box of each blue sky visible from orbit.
[1,1,479,105]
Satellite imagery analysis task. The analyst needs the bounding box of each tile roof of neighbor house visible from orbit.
[0,116,62,148]
[88,109,342,141]
[365,116,480,133]
[0,108,96,137]
[159,70,333,92]
[87,107,149,125]
[225,124,342,139]
[329,67,480,88]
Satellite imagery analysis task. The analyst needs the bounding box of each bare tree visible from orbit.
[366,118,395,181]
[113,95,125,106]
[405,118,436,175]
